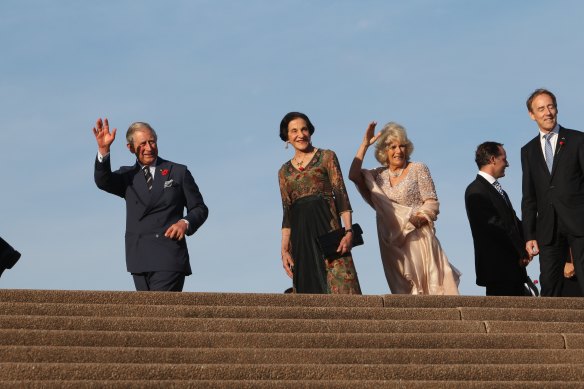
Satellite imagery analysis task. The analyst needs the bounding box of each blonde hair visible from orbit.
[374,122,414,165]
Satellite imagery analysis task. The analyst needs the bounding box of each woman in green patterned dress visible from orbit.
[278,112,361,294]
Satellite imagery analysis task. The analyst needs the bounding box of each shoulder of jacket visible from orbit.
[522,136,540,150]
[562,127,584,137]
[465,177,484,192]
[118,164,137,173]
[159,158,186,169]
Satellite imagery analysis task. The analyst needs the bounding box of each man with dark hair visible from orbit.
[465,142,530,295]
[93,118,208,291]
[521,88,584,296]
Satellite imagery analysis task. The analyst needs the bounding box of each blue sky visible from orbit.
[1,1,583,295]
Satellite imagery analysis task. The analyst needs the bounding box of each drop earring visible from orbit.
[285,141,289,149]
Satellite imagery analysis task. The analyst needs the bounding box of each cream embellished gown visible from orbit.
[359,162,460,295]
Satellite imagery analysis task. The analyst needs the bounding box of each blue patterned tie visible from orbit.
[544,133,554,173]
[493,180,505,197]
[493,180,510,206]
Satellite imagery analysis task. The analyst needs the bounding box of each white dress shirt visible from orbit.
[539,123,560,164]
[478,171,497,185]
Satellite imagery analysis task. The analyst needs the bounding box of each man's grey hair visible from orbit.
[126,122,158,146]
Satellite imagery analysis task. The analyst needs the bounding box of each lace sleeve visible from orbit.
[417,163,438,201]
[369,166,386,187]
[278,167,292,228]
[326,150,352,214]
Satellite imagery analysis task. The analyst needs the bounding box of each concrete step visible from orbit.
[3,289,584,310]
[2,363,584,381]
[3,346,584,365]
[0,329,572,349]
[1,380,583,388]
[0,302,462,320]
[0,315,486,333]
[3,315,584,335]
[5,302,584,324]
[0,290,383,307]
[1,289,583,386]
[461,307,584,322]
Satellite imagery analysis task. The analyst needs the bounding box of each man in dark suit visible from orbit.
[465,142,530,296]
[521,88,584,296]
[93,118,208,291]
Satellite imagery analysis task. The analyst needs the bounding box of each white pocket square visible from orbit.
[164,179,174,188]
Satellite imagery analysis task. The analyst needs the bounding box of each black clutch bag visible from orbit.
[316,223,364,260]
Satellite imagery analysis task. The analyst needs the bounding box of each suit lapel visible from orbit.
[529,135,551,178]
[477,175,511,212]
[476,175,519,231]
[550,127,567,179]
[130,163,151,206]
[141,158,172,219]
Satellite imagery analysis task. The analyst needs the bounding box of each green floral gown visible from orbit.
[278,149,361,294]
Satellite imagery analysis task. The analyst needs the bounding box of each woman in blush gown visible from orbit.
[349,121,460,295]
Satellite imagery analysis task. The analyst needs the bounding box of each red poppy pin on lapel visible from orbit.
[161,169,169,176]
[558,138,566,154]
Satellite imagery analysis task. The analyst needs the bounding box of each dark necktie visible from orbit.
[493,180,510,207]
[544,133,554,172]
[143,166,153,191]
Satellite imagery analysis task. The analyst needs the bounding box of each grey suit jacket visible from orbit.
[95,155,208,274]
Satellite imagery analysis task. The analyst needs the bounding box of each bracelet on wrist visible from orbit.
[344,228,353,235]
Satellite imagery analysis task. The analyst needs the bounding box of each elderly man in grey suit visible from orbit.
[93,118,208,291]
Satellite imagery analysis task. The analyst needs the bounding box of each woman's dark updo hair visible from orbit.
[279,112,315,142]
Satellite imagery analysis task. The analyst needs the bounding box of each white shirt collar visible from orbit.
[138,158,158,169]
[539,123,560,139]
[478,171,497,185]
[138,159,158,176]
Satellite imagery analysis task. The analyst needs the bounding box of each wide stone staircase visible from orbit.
[1,289,584,388]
